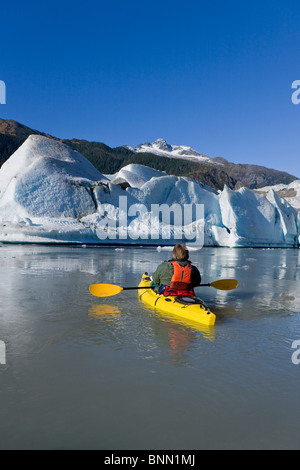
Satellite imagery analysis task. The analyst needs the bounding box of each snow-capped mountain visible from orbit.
[125,138,214,164]
[124,138,299,189]
[0,119,297,190]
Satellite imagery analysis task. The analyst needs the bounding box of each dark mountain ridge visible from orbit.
[0,118,297,191]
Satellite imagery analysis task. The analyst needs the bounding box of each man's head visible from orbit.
[172,243,189,261]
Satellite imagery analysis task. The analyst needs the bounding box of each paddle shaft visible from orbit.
[122,286,152,290]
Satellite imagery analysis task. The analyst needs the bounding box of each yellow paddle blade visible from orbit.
[89,283,124,297]
[210,279,238,290]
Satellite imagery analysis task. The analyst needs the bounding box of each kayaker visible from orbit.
[151,243,201,297]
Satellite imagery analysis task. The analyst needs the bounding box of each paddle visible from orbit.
[198,279,239,291]
[89,278,238,297]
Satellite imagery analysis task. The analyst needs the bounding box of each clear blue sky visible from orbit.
[1,0,300,177]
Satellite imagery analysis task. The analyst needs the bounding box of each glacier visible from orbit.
[0,135,299,247]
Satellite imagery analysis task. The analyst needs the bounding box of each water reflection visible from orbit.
[1,245,300,450]
[159,321,193,364]
[149,307,216,340]
[160,320,215,363]
[88,304,121,320]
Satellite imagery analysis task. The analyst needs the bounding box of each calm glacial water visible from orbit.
[0,244,299,450]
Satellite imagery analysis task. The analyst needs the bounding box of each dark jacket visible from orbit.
[152,259,201,294]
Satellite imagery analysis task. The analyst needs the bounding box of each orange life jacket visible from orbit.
[163,261,195,297]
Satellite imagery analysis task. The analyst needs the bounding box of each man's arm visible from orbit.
[191,266,201,287]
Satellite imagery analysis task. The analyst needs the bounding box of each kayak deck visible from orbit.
[138,273,216,327]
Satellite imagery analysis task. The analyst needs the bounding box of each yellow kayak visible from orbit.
[138,273,216,327]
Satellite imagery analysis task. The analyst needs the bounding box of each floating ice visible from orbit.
[0,135,299,247]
